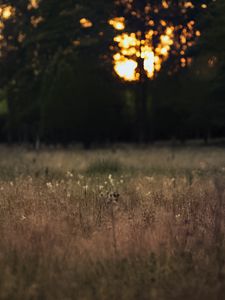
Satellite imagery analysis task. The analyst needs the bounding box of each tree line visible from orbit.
[0,0,224,145]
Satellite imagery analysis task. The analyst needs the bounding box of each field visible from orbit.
[0,145,225,300]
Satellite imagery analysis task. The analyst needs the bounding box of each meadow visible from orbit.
[0,145,224,300]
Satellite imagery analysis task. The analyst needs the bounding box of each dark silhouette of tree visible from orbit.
[0,0,224,144]
[109,0,213,141]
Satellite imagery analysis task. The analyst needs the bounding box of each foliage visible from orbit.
[0,0,224,144]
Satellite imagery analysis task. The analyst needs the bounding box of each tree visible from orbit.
[0,0,96,142]
[39,49,124,146]
[0,0,119,143]
[0,0,221,144]
[189,0,225,140]
[109,0,213,141]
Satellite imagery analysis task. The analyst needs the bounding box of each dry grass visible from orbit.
[0,145,224,299]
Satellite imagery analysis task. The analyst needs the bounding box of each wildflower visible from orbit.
[46,182,53,189]
[145,176,154,182]
[21,215,26,221]
[108,174,114,186]
[66,171,73,178]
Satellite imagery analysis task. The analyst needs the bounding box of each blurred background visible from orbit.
[0,0,224,146]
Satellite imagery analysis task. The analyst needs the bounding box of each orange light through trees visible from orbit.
[109,17,125,30]
[28,0,39,10]
[111,26,174,81]
[80,18,93,28]
[109,0,209,82]
[0,5,14,20]
[0,5,15,56]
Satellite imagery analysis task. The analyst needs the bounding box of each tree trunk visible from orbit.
[138,79,148,143]
[136,48,149,143]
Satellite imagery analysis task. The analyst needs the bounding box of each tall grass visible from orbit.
[0,146,224,299]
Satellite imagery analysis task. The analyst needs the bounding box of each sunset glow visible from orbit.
[109,0,206,82]
[109,17,125,30]
[0,1,210,81]
[110,20,175,81]
[114,54,138,81]
[28,0,39,10]
[80,18,93,28]
[0,5,14,20]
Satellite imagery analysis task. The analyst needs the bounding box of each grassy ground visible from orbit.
[0,145,224,299]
